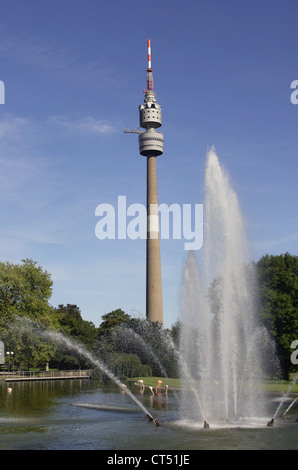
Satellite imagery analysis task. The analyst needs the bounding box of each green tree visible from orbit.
[97,308,131,337]
[56,304,97,346]
[170,320,181,348]
[111,353,152,380]
[256,253,298,378]
[0,259,59,369]
[0,259,55,322]
[109,318,179,378]
[51,304,98,370]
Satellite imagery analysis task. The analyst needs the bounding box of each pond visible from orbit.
[0,379,297,450]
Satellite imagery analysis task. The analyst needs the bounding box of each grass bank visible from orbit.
[129,377,298,393]
[261,380,298,393]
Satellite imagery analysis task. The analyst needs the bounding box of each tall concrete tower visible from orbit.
[125,39,164,324]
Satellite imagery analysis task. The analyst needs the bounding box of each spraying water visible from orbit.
[113,324,179,401]
[180,147,268,425]
[273,372,298,419]
[12,317,159,425]
[283,395,298,416]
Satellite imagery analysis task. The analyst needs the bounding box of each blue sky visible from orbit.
[0,0,297,328]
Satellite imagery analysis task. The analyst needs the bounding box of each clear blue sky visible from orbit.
[0,0,297,328]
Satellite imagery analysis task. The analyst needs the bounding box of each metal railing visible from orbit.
[1,369,93,379]
[20,369,92,378]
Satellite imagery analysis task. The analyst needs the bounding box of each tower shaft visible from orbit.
[146,155,163,323]
[125,39,164,325]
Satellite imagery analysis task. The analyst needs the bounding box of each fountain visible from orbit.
[5,148,287,435]
[111,322,180,400]
[2,149,297,450]
[179,147,271,426]
[12,317,160,426]
[283,395,298,417]
[273,372,298,420]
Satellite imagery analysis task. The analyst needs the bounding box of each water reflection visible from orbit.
[0,380,297,450]
[0,379,91,417]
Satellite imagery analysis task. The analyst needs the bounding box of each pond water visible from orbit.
[0,379,297,450]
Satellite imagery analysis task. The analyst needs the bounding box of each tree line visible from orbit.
[0,253,297,379]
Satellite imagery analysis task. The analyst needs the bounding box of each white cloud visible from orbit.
[0,26,115,89]
[253,232,298,251]
[0,113,32,141]
[48,115,117,136]
[0,114,49,200]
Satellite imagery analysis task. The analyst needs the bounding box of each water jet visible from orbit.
[147,413,161,426]
[273,372,298,420]
[179,148,273,427]
[12,317,161,427]
[282,396,298,418]
[113,323,179,401]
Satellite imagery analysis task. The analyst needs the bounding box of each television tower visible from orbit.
[125,39,164,324]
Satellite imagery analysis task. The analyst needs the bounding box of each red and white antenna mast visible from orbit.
[146,38,154,91]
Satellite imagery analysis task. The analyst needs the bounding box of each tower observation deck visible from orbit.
[125,39,164,324]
